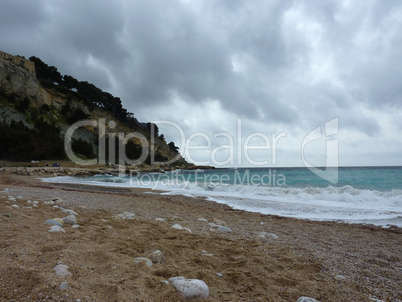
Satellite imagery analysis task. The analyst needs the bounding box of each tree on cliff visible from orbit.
[168,142,179,153]
[29,56,62,84]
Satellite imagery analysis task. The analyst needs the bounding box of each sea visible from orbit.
[41,166,402,228]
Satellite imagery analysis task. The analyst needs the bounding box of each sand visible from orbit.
[0,173,400,301]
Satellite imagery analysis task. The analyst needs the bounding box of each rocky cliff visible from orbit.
[0,51,188,168]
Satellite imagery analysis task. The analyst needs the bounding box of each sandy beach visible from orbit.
[0,173,400,301]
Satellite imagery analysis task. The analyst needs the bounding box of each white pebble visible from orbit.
[133,257,153,267]
[169,277,209,299]
[54,264,71,276]
[49,225,65,233]
[297,297,321,302]
[171,224,183,230]
[216,226,232,233]
[334,275,346,281]
[62,209,78,215]
[197,218,208,222]
[122,211,135,219]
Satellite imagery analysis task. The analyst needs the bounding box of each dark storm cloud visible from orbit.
[0,0,401,139]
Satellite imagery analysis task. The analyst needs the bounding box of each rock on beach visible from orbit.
[45,219,63,227]
[62,215,77,225]
[297,297,321,302]
[169,277,209,299]
[133,257,153,267]
[49,225,65,233]
[53,264,72,276]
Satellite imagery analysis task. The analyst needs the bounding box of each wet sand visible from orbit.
[0,174,400,301]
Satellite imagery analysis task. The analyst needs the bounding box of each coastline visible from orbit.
[0,173,401,301]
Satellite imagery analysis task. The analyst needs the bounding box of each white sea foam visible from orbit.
[40,176,402,227]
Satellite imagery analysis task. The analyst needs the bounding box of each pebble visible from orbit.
[62,209,78,215]
[297,297,321,302]
[171,224,183,230]
[17,196,23,200]
[27,200,32,203]
[258,232,279,239]
[72,224,80,228]
[44,201,55,205]
[115,214,125,220]
[133,257,153,267]
[101,219,108,222]
[60,281,68,290]
[334,275,346,281]
[216,273,222,277]
[54,264,72,276]
[11,204,20,209]
[32,201,39,204]
[122,211,135,219]
[216,226,232,233]
[49,226,65,233]
[149,250,165,264]
[53,218,64,224]
[268,233,279,240]
[169,277,209,299]
[155,218,166,222]
[62,215,77,225]
[197,218,208,222]
[45,219,63,227]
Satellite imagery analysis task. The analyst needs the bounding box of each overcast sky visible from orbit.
[1,0,401,167]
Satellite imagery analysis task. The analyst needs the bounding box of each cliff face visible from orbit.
[0,58,39,103]
[0,52,187,167]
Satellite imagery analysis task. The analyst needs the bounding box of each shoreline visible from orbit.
[39,173,402,230]
[0,173,401,301]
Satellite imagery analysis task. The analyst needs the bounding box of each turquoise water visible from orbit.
[42,166,402,227]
